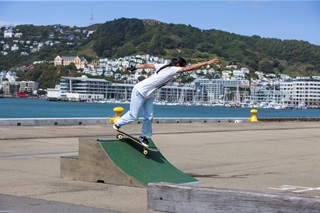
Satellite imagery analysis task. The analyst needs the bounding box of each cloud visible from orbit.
[0,19,25,27]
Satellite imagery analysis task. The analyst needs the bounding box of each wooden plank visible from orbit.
[147,183,320,213]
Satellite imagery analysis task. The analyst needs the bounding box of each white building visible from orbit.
[47,86,61,101]
[4,29,13,38]
[221,70,232,80]
[6,71,17,83]
[193,78,246,102]
[47,75,110,101]
[19,81,38,92]
[14,33,23,38]
[11,44,19,51]
[280,79,320,107]
[250,86,290,104]
[233,70,245,79]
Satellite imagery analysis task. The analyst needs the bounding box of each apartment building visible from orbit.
[193,79,247,102]
[280,79,320,106]
[250,86,290,104]
[19,81,38,93]
[56,76,109,101]
[2,81,19,96]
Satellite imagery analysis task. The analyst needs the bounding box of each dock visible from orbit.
[0,120,320,212]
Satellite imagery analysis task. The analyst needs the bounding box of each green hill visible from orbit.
[87,18,320,76]
[1,17,320,89]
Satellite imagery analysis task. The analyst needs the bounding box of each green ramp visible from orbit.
[99,139,198,186]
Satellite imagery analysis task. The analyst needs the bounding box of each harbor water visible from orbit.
[1,98,320,119]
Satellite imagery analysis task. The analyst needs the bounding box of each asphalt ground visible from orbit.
[0,121,320,212]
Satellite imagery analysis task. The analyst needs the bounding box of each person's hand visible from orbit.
[123,65,137,73]
[208,58,219,65]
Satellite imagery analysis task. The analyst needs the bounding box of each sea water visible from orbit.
[0,98,319,119]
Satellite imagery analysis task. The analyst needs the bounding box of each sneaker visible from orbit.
[139,136,149,148]
[113,124,120,131]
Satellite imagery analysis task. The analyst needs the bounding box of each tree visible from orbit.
[258,58,274,73]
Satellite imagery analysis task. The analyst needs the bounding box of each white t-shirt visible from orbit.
[135,64,180,98]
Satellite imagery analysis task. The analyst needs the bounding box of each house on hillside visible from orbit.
[54,55,87,69]
[4,29,13,38]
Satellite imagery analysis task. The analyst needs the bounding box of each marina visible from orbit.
[46,76,320,110]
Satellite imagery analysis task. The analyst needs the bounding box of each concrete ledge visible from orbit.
[1,117,320,126]
[152,117,247,124]
[147,183,320,213]
[0,117,247,126]
[0,117,108,126]
[259,117,320,122]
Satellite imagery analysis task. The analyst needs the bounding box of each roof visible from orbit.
[56,55,87,62]
[61,76,109,83]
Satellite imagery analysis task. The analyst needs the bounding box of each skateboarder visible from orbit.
[113,57,219,147]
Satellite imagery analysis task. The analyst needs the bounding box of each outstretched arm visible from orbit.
[136,64,155,70]
[177,58,219,73]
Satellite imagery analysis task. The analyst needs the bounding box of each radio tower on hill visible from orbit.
[90,8,94,26]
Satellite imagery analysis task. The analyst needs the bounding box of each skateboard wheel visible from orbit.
[143,150,148,155]
[117,134,123,139]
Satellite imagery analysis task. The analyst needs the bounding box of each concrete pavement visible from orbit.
[0,121,320,212]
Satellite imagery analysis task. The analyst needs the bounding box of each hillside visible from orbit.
[86,18,320,76]
[1,18,320,80]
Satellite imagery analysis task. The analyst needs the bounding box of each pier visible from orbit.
[0,121,320,212]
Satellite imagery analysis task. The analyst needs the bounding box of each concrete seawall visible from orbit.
[0,117,108,126]
[1,117,319,126]
[0,117,248,126]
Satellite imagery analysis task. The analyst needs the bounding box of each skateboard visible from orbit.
[115,130,159,155]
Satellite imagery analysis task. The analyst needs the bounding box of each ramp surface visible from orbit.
[60,138,197,187]
[99,138,198,186]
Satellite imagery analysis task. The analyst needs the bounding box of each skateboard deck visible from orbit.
[115,130,159,155]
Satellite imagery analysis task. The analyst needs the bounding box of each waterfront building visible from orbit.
[250,86,290,104]
[2,81,19,96]
[46,76,320,107]
[106,83,133,100]
[194,80,222,102]
[280,79,320,107]
[105,83,195,104]
[47,76,196,103]
[155,85,195,103]
[19,81,39,93]
[193,79,247,102]
[55,76,109,101]
[47,87,61,101]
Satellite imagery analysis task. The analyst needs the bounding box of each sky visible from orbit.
[0,1,319,46]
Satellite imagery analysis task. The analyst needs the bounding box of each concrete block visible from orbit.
[147,183,320,213]
[60,138,144,187]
